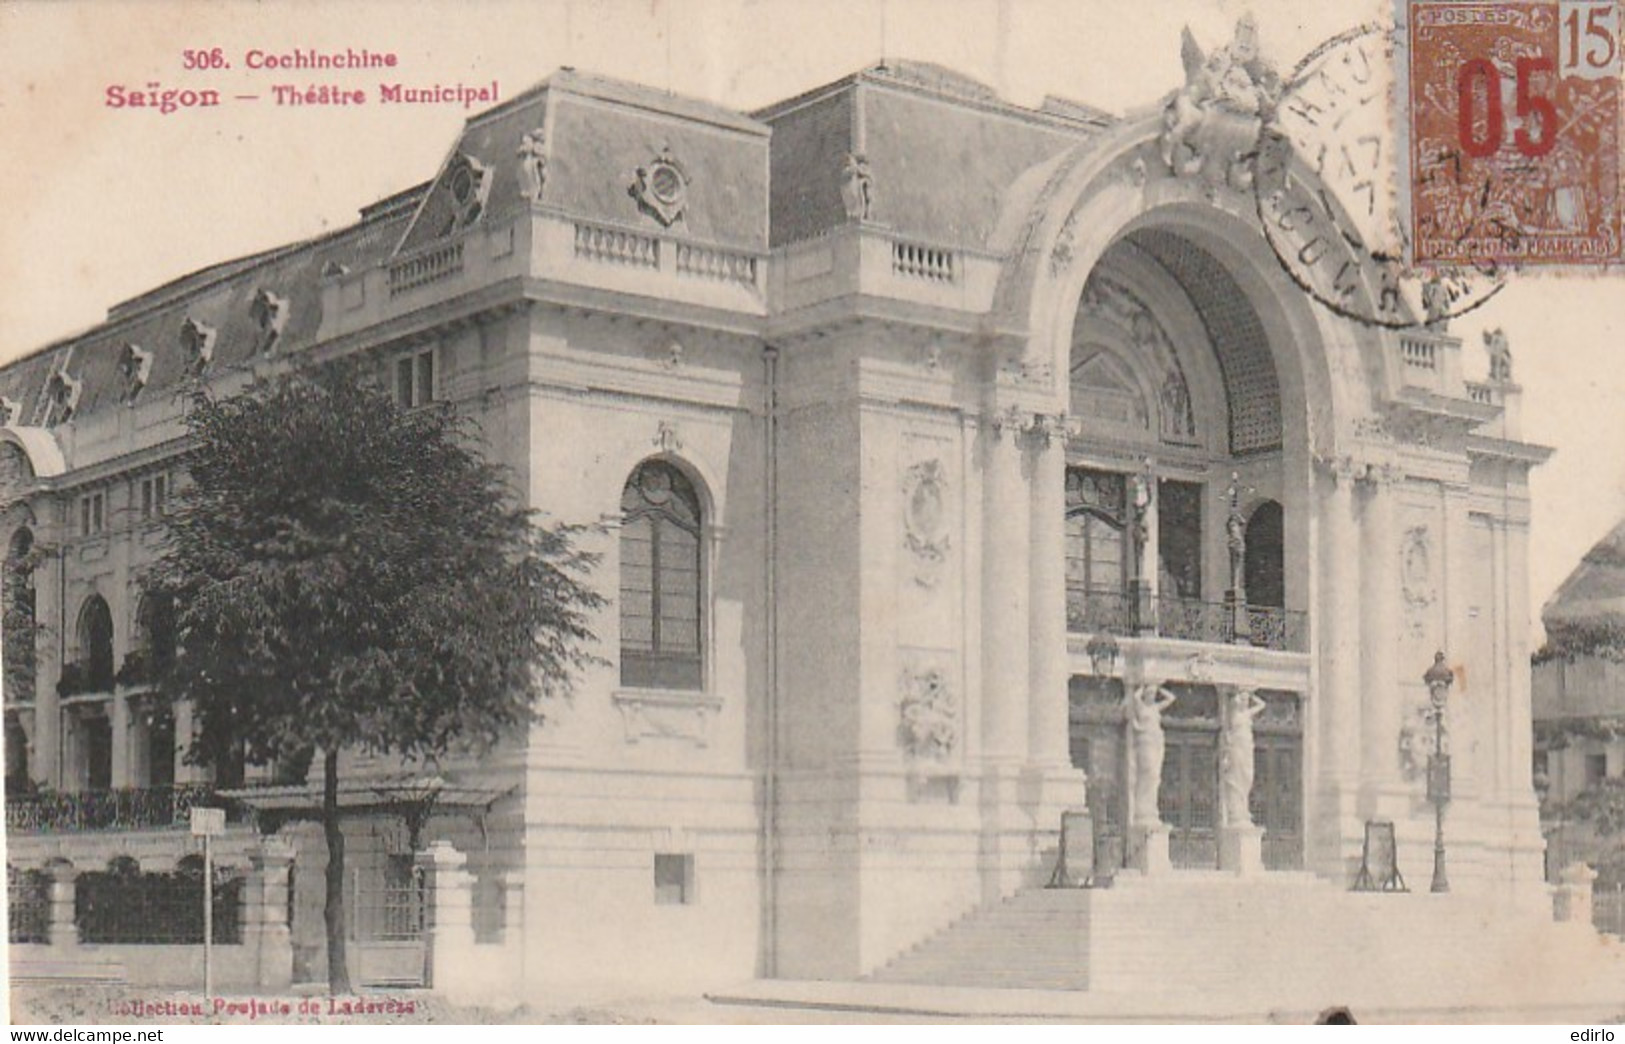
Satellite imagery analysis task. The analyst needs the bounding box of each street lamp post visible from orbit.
[1424,651,1455,894]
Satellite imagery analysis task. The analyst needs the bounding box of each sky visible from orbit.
[0,0,1620,640]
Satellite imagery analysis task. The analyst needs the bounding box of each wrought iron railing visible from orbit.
[1065,589,1308,653]
[75,856,243,945]
[1158,597,1233,644]
[7,865,50,944]
[5,784,244,834]
[57,660,114,698]
[1065,589,1135,636]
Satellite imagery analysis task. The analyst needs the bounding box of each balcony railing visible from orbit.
[57,660,114,698]
[5,784,245,834]
[387,240,465,297]
[1066,588,1308,653]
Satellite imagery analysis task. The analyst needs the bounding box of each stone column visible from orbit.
[417,841,477,999]
[1027,419,1070,769]
[110,695,131,788]
[1442,484,1477,797]
[244,839,295,990]
[1359,464,1403,812]
[980,416,1030,761]
[45,858,77,949]
[1317,458,1362,870]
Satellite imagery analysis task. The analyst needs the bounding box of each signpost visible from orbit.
[190,806,226,998]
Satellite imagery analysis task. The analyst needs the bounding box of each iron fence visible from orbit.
[6,785,244,833]
[1595,881,1625,938]
[354,867,426,944]
[74,856,243,945]
[8,865,50,944]
[1065,590,1309,653]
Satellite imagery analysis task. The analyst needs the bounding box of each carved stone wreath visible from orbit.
[630,147,690,227]
[898,665,958,761]
[902,459,950,587]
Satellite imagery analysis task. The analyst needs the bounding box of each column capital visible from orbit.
[1021,412,1068,450]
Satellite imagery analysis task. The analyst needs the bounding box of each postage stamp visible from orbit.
[1404,0,1624,267]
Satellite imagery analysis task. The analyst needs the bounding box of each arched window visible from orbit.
[75,595,115,693]
[1065,468,1127,594]
[620,460,703,690]
[123,593,176,686]
[1244,500,1285,609]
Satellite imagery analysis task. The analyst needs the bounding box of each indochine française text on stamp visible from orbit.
[1406,0,1623,266]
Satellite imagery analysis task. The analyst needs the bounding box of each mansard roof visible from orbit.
[0,60,1120,431]
[756,60,1111,248]
[0,198,416,430]
[1543,518,1625,631]
[395,68,772,258]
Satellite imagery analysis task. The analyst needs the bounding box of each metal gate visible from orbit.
[1162,725,1220,868]
[352,858,429,987]
[1251,693,1304,870]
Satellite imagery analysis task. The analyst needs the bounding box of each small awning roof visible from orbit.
[218,775,513,813]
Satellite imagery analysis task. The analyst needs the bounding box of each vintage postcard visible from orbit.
[1,0,1623,1028]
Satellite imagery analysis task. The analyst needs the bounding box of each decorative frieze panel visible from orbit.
[901,459,950,589]
[1398,700,1447,781]
[1401,524,1437,638]
[1076,274,1197,443]
[611,688,723,748]
[897,662,958,761]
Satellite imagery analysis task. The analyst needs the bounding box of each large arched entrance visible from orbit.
[989,112,1376,873]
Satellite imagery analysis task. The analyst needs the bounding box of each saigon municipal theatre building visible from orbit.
[0,50,1570,999]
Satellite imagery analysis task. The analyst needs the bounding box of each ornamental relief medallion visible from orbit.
[901,459,950,588]
[1401,525,1436,637]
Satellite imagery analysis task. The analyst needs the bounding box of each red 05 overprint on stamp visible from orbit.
[1405,0,1623,267]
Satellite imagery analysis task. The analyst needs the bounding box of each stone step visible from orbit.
[868,875,1592,1001]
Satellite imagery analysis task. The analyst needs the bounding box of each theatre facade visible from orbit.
[1,41,1562,1000]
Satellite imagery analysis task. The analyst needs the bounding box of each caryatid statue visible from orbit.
[1127,684,1178,825]
[1221,688,1267,827]
[1129,465,1153,584]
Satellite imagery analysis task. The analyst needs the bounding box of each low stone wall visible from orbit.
[10,942,260,990]
[7,838,293,991]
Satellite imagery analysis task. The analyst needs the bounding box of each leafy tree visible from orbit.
[1564,778,1625,838]
[3,532,47,723]
[147,361,601,992]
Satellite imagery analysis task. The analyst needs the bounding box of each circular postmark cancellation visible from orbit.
[1251,24,1505,330]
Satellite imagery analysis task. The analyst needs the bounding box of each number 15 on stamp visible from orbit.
[1561,0,1621,78]
[1406,0,1624,267]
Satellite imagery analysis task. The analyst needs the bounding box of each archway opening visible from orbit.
[1244,500,1285,609]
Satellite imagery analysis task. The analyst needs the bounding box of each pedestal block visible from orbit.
[1219,823,1265,875]
[1128,823,1171,876]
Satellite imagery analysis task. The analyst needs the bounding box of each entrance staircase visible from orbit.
[868,871,1625,1011]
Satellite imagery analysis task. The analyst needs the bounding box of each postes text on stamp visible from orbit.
[1406,0,1623,267]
